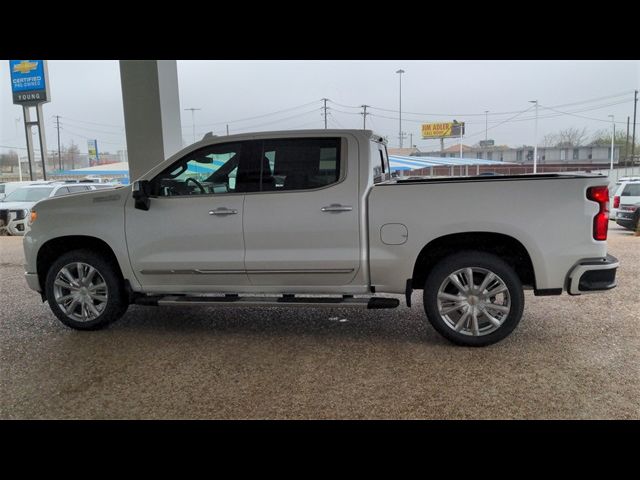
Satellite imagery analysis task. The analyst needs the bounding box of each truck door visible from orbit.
[243,136,361,286]
[125,140,260,290]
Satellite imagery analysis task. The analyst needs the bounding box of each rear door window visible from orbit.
[260,138,341,192]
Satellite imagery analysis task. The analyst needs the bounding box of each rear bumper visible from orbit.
[567,254,619,295]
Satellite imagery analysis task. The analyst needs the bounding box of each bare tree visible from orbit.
[555,127,589,147]
[0,150,19,173]
[540,127,588,148]
[61,141,80,170]
[541,133,559,147]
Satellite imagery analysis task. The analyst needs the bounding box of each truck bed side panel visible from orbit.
[367,176,609,293]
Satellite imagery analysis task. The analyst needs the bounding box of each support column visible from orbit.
[119,60,182,181]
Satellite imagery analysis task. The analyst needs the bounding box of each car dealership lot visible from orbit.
[0,226,638,419]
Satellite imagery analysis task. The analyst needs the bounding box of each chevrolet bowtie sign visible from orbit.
[9,60,50,105]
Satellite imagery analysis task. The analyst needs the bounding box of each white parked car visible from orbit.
[1,182,117,236]
[0,180,51,201]
[22,130,618,346]
[611,180,640,220]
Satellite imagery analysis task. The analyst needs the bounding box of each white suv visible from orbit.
[0,182,116,236]
[611,180,640,221]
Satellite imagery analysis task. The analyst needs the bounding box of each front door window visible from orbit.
[151,142,255,196]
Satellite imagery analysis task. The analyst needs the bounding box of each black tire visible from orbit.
[423,250,524,347]
[45,249,128,330]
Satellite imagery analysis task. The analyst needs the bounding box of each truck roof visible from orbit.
[199,129,386,145]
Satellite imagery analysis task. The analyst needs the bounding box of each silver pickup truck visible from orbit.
[22,129,619,346]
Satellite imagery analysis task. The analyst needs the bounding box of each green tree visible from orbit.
[591,128,636,166]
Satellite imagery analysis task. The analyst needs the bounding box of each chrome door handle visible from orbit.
[209,208,238,216]
[321,204,353,212]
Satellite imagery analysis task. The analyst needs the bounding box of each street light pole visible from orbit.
[185,107,201,144]
[396,69,405,148]
[529,100,538,173]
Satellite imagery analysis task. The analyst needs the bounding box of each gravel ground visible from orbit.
[0,226,638,419]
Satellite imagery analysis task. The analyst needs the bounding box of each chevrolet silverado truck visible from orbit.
[22,130,619,346]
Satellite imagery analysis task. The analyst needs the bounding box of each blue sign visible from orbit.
[9,60,49,104]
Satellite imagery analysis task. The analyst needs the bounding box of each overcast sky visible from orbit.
[1,60,639,156]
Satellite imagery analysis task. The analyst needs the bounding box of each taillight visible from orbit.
[587,186,609,241]
[613,196,620,208]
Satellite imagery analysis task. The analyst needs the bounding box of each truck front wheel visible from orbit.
[45,249,128,330]
[423,251,524,347]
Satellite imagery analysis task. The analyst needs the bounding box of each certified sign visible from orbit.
[9,60,50,105]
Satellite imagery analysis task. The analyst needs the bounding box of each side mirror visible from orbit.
[132,180,151,211]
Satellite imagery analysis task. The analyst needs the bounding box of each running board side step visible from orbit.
[135,295,400,309]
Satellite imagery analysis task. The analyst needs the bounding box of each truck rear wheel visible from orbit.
[45,249,128,330]
[423,251,524,347]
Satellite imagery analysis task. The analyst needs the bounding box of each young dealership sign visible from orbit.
[9,60,50,105]
[9,60,51,181]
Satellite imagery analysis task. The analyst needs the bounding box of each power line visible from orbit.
[52,120,127,136]
[0,144,29,150]
[60,126,126,146]
[229,109,321,133]
[538,102,634,124]
[59,116,125,129]
[326,100,362,110]
[197,100,321,127]
[366,90,635,117]
[368,99,632,125]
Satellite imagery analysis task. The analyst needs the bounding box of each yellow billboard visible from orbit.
[421,122,465,139]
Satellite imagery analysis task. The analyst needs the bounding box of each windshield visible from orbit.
[3,187,54,202]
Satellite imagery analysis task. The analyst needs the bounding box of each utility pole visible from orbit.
[409,133,413,148]
[625,116,630,177]
[184,108,201,144]
[226,124,229,136]
[322,98,328,129]
[529,100,539,173]
[361,105,369,129]
[608,115,615,174]
[54,115,62,171]
[485,110,489,143]
[396,69,405,148]
[631,90,638,172]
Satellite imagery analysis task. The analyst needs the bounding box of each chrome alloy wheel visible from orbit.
[436,267,511,337]
[53,262,109,322]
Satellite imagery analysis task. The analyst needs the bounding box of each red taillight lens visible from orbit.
[587,186,609,241]
[613,196,620,208]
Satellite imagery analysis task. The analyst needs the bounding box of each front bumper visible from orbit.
[0,211,29,236]
[567,254,619,295]
[25,272,41,292]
